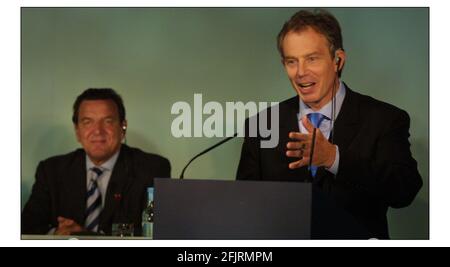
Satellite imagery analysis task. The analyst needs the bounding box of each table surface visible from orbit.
[21,235,152,240]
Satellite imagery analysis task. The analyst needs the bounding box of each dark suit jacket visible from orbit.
[22,144,171,235]
[236,86,423,239]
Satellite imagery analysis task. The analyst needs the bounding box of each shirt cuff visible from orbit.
[325,145,339,175]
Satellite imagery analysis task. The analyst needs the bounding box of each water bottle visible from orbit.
[142,187,154,238]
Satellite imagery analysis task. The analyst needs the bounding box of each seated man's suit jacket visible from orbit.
[236,86,423,239]
[22,144,171,235]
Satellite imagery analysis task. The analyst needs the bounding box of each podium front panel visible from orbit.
[153,179,312,239]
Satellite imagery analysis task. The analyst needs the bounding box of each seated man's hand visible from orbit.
[55,216,84,235]
[286,116,336,170]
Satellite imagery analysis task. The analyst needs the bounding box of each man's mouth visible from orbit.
[91,140,106,144]
[297,82,316,89]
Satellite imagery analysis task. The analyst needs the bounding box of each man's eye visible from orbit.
[285,60,297,66]
[105,119,114,124]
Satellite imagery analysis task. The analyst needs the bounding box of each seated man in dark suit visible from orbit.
[236,10,423,239]
[22,88,170,235]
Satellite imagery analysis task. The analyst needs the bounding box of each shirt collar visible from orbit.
[86,148,121,172]
[299,80,346,120]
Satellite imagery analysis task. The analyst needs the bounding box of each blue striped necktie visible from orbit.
[85,167,103,232]
[307,113,327,178]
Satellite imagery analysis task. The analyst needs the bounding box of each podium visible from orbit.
[153,178,370,239]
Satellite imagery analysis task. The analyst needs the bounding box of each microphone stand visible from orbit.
[179,133,238,179]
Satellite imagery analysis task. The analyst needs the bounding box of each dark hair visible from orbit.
[72,88,126,124]
[277,9,344,59]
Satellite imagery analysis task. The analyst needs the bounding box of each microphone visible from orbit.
[180,133,238,179]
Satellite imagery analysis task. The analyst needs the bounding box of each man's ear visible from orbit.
[121,120,128,135]
[335,49,346,72]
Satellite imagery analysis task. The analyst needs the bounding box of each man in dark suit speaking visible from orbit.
[236,10,423,239]
[22,88,170,235]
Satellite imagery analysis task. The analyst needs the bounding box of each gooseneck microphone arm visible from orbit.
[179,133,238,179]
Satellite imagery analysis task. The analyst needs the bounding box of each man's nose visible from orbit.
[296,61,307,77]
[92,122,105,134]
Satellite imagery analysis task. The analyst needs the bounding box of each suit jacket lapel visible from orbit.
[100,145,134,229]
[332,86,361,153]
[63,149,86,225]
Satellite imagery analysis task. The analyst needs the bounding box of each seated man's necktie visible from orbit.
[85,167,104,232]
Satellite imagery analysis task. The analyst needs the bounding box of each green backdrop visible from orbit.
[21,7,429,239]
